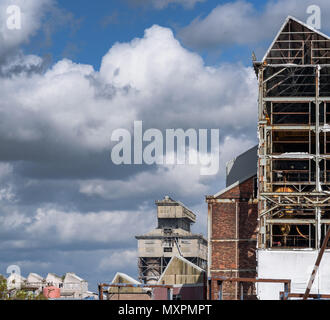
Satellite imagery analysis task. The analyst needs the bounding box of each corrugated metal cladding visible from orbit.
[226,145,258,187]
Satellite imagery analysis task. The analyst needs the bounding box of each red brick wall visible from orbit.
[208,176,258,300]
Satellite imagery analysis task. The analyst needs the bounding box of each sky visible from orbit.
[0,0,330,292]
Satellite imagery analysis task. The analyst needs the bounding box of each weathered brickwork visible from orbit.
[207,176,258,300]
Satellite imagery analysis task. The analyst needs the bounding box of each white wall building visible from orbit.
[45,273,63,288]
[5,272,95,299]
[62,272,89,299]
[7,273,26,291]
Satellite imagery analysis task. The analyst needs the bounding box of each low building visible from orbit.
[45,273,63,288]
[62,272,89,299]
[26,273,45,295]
[154,255,206,300]
[206,146,258,300]
[107,272,151,300]
[6,272,93,299]
[7,273,26,291]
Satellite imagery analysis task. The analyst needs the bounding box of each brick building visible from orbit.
[206,146,258,300]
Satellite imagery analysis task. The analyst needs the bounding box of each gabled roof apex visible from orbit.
[110,272,141,285]
[262,15,330,63]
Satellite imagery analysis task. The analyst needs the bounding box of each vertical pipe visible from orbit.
[309,102,312,183]
[98,284,103,301]
[270,224,273,248]
[284,283,289,300]
[203,273,207,301]
[316,207,321,249]
[316,66,320,192]
[167,288,173,300]
[240,283,244,301]
[208,278,212,300]
[316,66,321,249]
[207,203,212,279]
[217,281,223,301]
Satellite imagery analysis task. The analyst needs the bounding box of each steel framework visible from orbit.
[210,276,291,300]
[255,17,330,249]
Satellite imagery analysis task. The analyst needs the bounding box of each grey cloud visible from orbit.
[178,0,330,50]
[0,25,257,185]
[0,52,51,77]
[0,0,53,57]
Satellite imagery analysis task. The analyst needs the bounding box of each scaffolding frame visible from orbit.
[256,17,330,250]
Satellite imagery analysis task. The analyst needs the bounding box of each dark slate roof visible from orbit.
[226,145,258,187]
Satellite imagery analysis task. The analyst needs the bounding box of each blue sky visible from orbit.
[23,0,282,68]
[1,0,330,292]
[23,0,328,68]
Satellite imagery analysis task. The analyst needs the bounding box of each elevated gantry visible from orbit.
[254,16,330,250]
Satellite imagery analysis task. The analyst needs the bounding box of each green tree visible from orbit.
[0,275,47,300]
[14,290,28,300]
[0,275,8,300]
[35,293,48,300]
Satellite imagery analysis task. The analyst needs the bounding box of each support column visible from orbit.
[315,65,321,249]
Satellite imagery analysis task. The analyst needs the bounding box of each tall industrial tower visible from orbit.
[136,196,207,284]
[254,16,330,298]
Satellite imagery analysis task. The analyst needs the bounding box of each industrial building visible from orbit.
[254,15,330,299]
[136,196,207,285]
[207,16,330,300]
[100,197,207,300]
[103,256,206,300]
[206,146,258,300]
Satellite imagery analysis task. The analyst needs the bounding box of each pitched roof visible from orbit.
[64,272,85,282]
[260,16,330,65]
[27,273,44,281]
[46,273,62,281]
[226,145,257,187]
[157,255,204,284]
[110,272,141,285]
[109,272,149,293]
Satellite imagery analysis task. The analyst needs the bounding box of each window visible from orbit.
[164,247,172,252]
